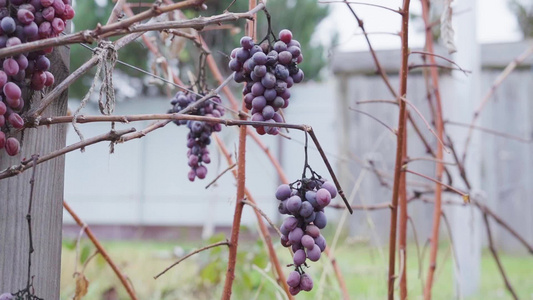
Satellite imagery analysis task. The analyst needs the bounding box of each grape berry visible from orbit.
[168,91,225,181]
[276,177,337,295]
[229,29,304,135]
[0,0,75,156]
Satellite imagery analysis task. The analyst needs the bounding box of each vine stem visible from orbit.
[420,1,446,298]
[387,1,411,299]
[213,134,293,300]
[221,0,257,298]
[63,201,138,300]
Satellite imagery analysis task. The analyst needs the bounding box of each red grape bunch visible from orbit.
[0,0,75,156]
[229,29,303,135]
[276,177,337,295]
[169,91,225,181]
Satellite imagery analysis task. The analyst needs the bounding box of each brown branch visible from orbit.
[405,157,456,166]
[387,2,411,299]
[408,63,471,74]
[213,135,293,300]
[106,0,128,25]
[0,0,210,59]
[349,107,397,135]
[205,163,236,189]
[241,199,282,238]
[463,43,533,163]
[63,200,138,300]
[445,120,532,143]
[324,246,351,300]
[410,51,469,74]
[320,1,401,14]
[0,128,135,180]
[222,3,256,297]
[482,213,519,300]
[404,169,468,201]
[154,241,230,279]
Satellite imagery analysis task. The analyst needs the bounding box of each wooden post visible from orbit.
[0,46,69,299]
[449,0,482,297]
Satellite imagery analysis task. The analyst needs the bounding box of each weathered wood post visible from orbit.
[0,45,69,299]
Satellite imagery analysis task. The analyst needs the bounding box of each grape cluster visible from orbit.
[169,91,225,181]
[0,0,75,156]
[0,293,12,300]
[276,178,337,295]
[229,29,303,135]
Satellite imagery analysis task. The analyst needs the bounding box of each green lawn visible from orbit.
[60,233,532,300]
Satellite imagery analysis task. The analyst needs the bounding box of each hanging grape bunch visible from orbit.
[0,0,75,156]
[276,177,337,295]
[229,29,303,135]
[169,91,225,181]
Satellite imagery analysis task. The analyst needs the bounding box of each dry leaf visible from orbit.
[440,0,457,54]
[74,273,89,300]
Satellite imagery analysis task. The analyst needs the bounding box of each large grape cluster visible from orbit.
[0,0,75,156]
[229,29,303,135]
[276,177,337,295]
[169,91,225,181]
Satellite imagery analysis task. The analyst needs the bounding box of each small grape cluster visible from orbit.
[0,0,75,156]
[276,177,337,295]
[229,29,304,135]
[169,91,225,181]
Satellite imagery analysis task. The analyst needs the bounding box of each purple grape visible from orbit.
[293,249,306,266]
[276,184,292,200]
[240,36,254,50]
[251,82,264,96]
[4,82,21,101]
[17,9,35,25]
[301,234,315,250]
[274,41,287,52]
[292,69,304,83]
[288,46,301,58]
[279,29,293,43]
[6,37,22,47]
[303,211,316,223]
[0,70,7,88]
[52,0,65,15]
[299,201,314,218]
[0,102,6,115]
[299,273,313,292]
[262,105,275,120]
[5,137,20,156]
[252,52,267,65]
[272,96,284,109]
[315,234,327,252]
[38,21,52,38]
[321,181,338,198]
[274,64,289,80]
[273,112,283,123]
[251,96,266,110]
[15,55,28,70]
[196,165,207,179]
[235,48,249,63]
[280,235,290,247]
[263,88,277,101]
[316,188,332,207]
[8,113,24,129]
[286,195,302,214]
[282,216,298,231]
[1,17,15,34]
[306,244,321,262]
[287,271,301,287]
[314,211,327,229]
[278,201,289,214]
[305,225,320,238]
[278,51,292,65]
[253,65,266,78]
[23,22,39,38]
[289,286,300,296]
[63,5,75,20]
[288,227,303,244]
[228,59,241,72]
[291,242,301,253]
[261,72,276,89]
[280,223,290,236]
[0,131,5,147]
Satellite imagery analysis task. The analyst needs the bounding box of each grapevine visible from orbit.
[0,0,75,156]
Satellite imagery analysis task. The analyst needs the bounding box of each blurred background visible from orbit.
[60,0,533,299]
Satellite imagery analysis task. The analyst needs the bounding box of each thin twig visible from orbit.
[63,201,138,299]
[154,241,230,279]
[410,51,469,75]
[404,169,468,201]
[405,156,456,166]
[241,199,282,237]
[319,1,401,14]
[0,129,135,180]
[329,202,392,210]
[463,43,533,163]
[205,163,236,189]
[348,107,397,135]
[445,120,532,143]
[482,213,519,300]
[409,63,471,74]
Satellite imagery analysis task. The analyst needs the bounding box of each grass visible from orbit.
[60,234,533,300]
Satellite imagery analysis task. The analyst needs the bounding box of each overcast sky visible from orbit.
[317,0,524,51]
